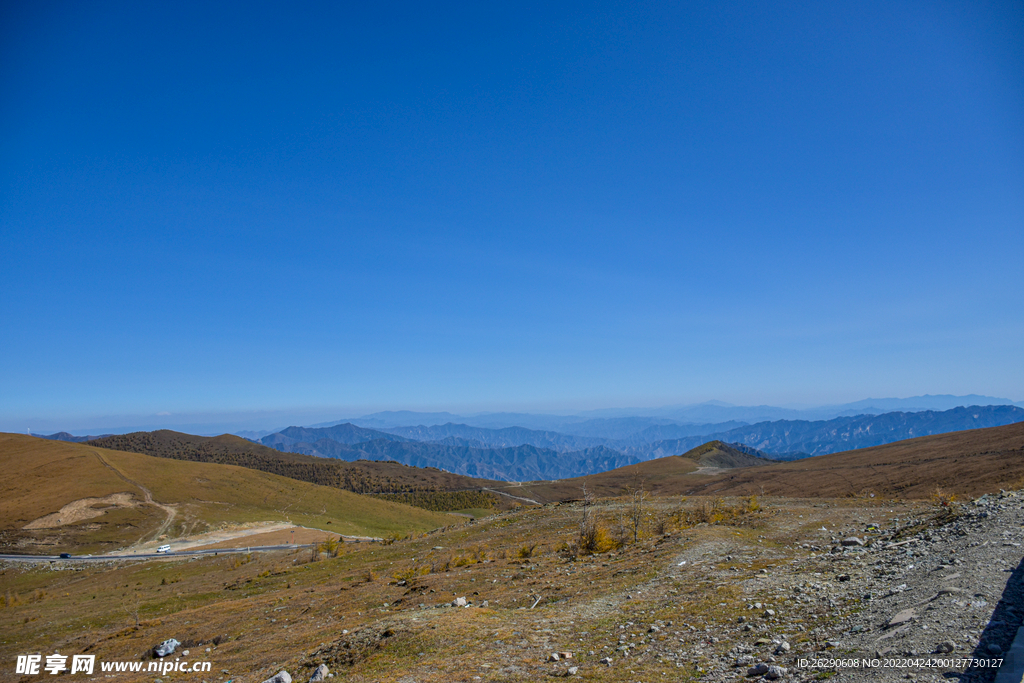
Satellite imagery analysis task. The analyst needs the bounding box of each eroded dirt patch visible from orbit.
[23,493,138,529]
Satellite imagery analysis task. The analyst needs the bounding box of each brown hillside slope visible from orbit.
[0,433,457,553]
[679,440,775,469]
[679,421,1024,499]
[89,429,502,494]
[502,425,1024,503]
[497,440,772,503]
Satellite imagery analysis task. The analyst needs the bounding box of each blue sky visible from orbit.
[2,0,1022,430]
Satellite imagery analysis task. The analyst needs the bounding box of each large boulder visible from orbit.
[153,639,180,658]
[261,671,292,683]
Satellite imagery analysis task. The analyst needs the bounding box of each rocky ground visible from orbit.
[6,493,1024,683]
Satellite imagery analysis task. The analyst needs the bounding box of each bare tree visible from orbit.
[626,471,648,544]
[577,482,597,553]
[121,591,141,628]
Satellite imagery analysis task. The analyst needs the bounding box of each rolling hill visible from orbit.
[261,423,411,449]
[0,433,457,554]
[88,430,494,494]
[495,441,776,503]
[497,424,1024,503]
[678,421,1024,499]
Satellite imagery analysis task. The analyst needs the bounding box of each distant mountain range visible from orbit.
[32,431,111,443]
[247,404,1024,481]
[628,405,1024,459]
[256,429,638,481]
[335,394,1022,436]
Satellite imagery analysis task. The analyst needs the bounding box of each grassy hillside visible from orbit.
[494,451,704,503]
[502,425,1024,503]
[487,441,772,503]
[89,430,501,495]
[677,440,775,468]
[679,421,1024,499]
[0,433,457,554]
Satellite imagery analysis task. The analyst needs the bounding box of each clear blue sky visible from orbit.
[2,1,1022,430]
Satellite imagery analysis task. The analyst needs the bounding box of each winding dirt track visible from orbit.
[91,449,177,545]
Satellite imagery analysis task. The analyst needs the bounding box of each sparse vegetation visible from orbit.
[515,542,538,559]
[624,471,649,543]
[0,434,459,554]
[661,495,766,530]
[369,490,499,512]
[318,537,342,558]
[568,484,616,556]
[4,425,1024,683]
[930,487,959,510]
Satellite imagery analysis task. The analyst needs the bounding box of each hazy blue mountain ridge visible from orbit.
[260,436,639,481]
[379,423,610,452]
[249,404,1024,481]
[260,423,409,449]
[633,405,1024,459]
[334,395,1022,432]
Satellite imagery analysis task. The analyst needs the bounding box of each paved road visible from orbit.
[0,538,379,563]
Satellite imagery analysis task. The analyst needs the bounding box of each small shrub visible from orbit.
[930,488,958,509]
[392,565,429,582]
[583,525,616,553]
[319,537,342,558]
[516,543,538,559]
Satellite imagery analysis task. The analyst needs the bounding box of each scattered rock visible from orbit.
[888,609,917,627]
[308,664,329,682]
[842,537,865,547]
[567,666,578,675]
[763,609,775,618]
[453,597,468,607]
[747,663,769,676]
[153,639,180,658]
[261,672,291,683]
[599,657,612,666]
[935,641,956,654]
[765,665,787,680]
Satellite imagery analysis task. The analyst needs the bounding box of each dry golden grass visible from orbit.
[1,494,931,683]
[0,433,459,554]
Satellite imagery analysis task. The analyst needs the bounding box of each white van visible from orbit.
[156,544,171,554]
